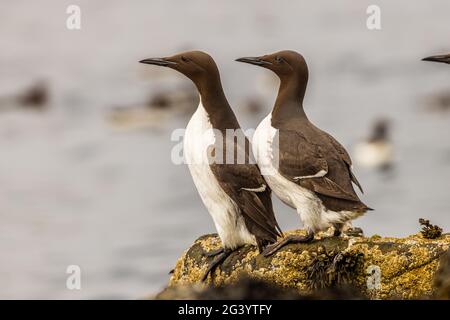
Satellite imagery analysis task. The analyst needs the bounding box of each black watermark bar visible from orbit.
[1,300,448,319]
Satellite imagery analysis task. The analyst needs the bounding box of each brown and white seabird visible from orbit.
[140,51,282,280]
[353,118,393,171]
[236,50,372,255]
[422,53,450,114]
[422,53,450,64]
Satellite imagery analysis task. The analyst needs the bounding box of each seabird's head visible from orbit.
[422,53,450,65]
[370,118,390,142]
[139,51,220,89]
[236,50,309,82]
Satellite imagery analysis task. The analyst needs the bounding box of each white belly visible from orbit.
[184,102,255,249]
[252,114,361,232]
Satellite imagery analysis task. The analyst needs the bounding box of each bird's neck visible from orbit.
[272,77,308,127]
[196,77,240,130]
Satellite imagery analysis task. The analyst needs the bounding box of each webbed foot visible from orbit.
[262,231,314,257]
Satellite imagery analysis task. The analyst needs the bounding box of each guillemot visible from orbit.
[236,50,371,255]
[422,53,450,64]
[0,81,49,112]
[353,118,393,171]
[140,51,282,279]
[107,87,198,131]
[422,53,450,114]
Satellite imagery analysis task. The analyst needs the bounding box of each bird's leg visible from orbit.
[204,247,225,257]
[201,248,233,282]
[333,223,344,237]
[262,230,315,257]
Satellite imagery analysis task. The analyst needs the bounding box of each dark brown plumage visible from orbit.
[140,51,282,277]
[275,124,369,213]
[209,124,282,249]
[236,51,371,255]
[238,51,369,215]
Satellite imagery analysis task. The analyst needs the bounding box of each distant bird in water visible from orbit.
[236,51,371,256]
[0,81,49,112]
[107,86,198,131]
[140,51,282,280]
[145,87,198,114]
[353,119,393,171]
[241,97,265,115]
[422,91,450,114]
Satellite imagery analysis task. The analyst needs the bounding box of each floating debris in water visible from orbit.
[419,218,443,239]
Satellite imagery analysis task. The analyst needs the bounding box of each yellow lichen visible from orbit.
[168,231,450,299]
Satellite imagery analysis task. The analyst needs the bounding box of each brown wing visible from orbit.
[211,163,282,250]
[320,129,364,193]
[274,130,329,180]
[210,135,282,250]
[276,129,369,212]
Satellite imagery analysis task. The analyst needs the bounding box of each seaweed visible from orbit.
[304,246,364,290]
[419,218,443,239]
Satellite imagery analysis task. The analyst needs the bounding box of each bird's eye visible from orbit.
[181,56,189,62]
[275,56,283,63]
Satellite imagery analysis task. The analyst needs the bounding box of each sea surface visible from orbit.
[0,0,449,299]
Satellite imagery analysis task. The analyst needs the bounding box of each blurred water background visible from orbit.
[0,0,449,299]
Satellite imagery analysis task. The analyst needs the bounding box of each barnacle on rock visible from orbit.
[304,246,364,290]
[419,218,443,239]
[344,227,364,237]
[168,231,450,299]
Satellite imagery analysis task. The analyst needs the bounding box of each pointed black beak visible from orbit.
[139,58,177,67]
[235,56,272,66]
[422,54,450,64]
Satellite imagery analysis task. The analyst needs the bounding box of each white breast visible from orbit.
[253,114,319,212]
[184,101,255,249]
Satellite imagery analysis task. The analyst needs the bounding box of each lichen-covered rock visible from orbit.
[157,276,366,300]
[168,230,450,300]
[434,249,450,299]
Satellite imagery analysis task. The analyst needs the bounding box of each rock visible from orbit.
[156,276,366,300]
[167,230,450,300]
[434,248,450,299]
